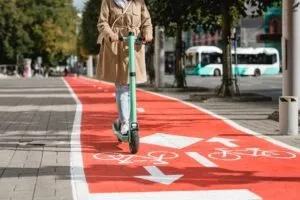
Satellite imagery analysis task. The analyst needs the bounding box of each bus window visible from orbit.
[265,54,277,64]
[201,53,222,66]
[235,53,277,65]
[201,54,209,66]
[196,53,200,65]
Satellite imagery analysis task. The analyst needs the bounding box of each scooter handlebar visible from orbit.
[118,36,149,44]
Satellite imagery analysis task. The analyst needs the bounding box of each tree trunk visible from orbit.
[146,43,155,85]
[218,0,234,97]
[174,26,185,88]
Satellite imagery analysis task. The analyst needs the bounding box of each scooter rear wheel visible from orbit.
[129,130,139,154]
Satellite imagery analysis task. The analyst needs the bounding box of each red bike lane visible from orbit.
[66,77,300,200]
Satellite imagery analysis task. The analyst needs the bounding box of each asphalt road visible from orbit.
[163,74,282,101]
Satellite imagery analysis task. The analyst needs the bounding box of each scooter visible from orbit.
[112,32,143,154]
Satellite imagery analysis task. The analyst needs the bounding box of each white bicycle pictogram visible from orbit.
[208,148,297,161]
[93,151,179,165]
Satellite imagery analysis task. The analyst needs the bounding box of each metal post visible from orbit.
[154,26,165,88]
[87,55,93,77]
[282,0,300,108]
[23,58,32,78]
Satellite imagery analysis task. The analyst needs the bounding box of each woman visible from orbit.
[96,0,153,134]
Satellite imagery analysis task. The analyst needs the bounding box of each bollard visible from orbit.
[279,96,298,135]
[23,58,32,78]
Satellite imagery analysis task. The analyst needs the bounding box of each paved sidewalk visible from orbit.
[0,78,75,200]
[0,77,299,200]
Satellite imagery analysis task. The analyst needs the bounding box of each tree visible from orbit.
[148,0,281,93]
[198,0,281,96]
[0,0,77,66]
[81,0,101,55]
[148,0,203,88]
[31,0,77,66]
[0,0,35,64]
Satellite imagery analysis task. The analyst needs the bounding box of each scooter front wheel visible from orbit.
[129,130,139,154]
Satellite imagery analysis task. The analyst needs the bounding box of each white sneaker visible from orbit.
[120,122,129,135]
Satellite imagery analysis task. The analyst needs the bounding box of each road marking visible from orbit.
[208,148,297,161]
[140,89,300,153]
[86,189,262,200]
[66,77,297,200]
[137,107,145,113]
[207,137,238,148]
[186,152,218,167]
[140,133,203,149]
[63,78,88,200]
[135,166,183,185]
[93,151,179,165]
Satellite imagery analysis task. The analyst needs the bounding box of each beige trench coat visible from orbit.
[96,0,153,84]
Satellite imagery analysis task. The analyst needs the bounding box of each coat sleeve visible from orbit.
[140,1,153,38]
[97,0,114,44]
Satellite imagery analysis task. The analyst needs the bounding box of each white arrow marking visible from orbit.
[207,137,238,148]
[135,166,183,185]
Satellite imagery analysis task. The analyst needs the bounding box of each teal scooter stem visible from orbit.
[112,32,140,154]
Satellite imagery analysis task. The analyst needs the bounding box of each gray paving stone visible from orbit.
[0,78,74,200]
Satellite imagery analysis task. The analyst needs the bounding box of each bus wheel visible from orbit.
[254,69,261,77]
[213,69,221,76]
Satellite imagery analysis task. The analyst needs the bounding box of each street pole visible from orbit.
[282,0,300,108]
[154,26,165,88]
[233,32,240,96]
[87,55,93,77]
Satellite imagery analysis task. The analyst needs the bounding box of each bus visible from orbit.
[184,46,280,76]
[185,46,223,76]
[231,47,280,76]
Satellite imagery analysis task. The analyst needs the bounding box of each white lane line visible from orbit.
[87,189,261,200]
[186,152,218,168]
[62,78,89,200]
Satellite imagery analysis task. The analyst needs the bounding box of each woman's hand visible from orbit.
[143,35,153,43]
[109,33,118,42]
